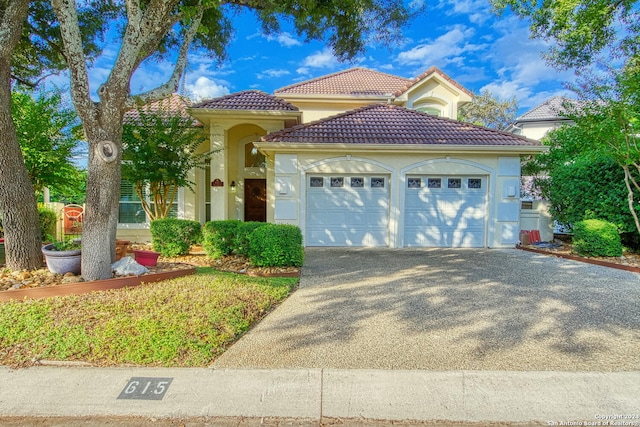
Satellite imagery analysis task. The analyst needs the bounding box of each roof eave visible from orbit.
[187,108,302,125]
[275,93,394,102]
[253,142,548,155]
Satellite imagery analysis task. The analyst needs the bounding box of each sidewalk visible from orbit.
[1,366,638,425]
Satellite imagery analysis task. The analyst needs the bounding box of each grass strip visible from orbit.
[0,267,297,367]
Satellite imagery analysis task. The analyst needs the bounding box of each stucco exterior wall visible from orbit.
[269,151,522,248]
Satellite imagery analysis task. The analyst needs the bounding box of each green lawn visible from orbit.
[0,268,297,367]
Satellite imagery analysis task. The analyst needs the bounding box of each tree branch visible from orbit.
[0,0,30,58]
[623,166,640,236]
[126,7,203,108]
[51,0,95,124]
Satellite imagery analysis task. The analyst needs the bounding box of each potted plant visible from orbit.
[133,249,160,266]
[42,238,82,275]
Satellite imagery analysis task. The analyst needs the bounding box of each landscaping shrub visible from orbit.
[203,220,241,258]
[38,207,58,242]
[234,222,267,257]
[151,218,202,257]
[573,219,622,257]
[248,224,304,267]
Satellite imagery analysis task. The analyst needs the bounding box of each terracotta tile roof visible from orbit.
[124,94,198,126]
[395,66,473,97]
[261,104,541,146]
[275,68,411,96]
[516,96,580,122]
[192,90,299,111]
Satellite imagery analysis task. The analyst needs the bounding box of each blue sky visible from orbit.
[53,0,580,114]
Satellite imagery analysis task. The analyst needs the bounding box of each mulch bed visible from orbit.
[0,244,300,294]
[517,240,640,273]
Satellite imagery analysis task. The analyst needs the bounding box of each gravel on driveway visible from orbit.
[212,248,640,371]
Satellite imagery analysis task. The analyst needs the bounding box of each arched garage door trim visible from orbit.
[399,158,496,248]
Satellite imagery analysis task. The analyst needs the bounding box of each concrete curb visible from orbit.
[0,366,638,425]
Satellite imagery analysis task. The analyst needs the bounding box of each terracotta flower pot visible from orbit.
[42,243,82,275]
[115,240,130,261]
[133,249,160,266]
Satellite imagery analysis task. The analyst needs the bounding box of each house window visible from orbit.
[119,181,146,224]
[245,142,266,168]
[448,178,462,189]
[351,177,364,188]
[521,201,534,210]
[408,178,421,188]
[371,177,385,188]
[416,106,441,116]
[119,181,178,224]
[468,178,482,189]
[427,178,441,188]
[330,177,344,188]
[310,177,324,187]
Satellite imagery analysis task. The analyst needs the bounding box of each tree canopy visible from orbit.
[525,64,640,238]
[11,89,84,196]
[491,0,640,69]
[458,89,518,130]
[122,100,210,221]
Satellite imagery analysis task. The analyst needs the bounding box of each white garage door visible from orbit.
[404,176,487,247]
[306,175,389,246]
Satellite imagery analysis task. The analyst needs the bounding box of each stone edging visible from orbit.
[0,267,196,302]
[516,245,640,274]
[246,270,300,278]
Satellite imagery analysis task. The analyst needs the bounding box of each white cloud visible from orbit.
[256,69,291,80]
[301,48,339,69]
[476,16,578,109]
[265,32,302,47]
[185,76,230,101]
[396,25,486,67]
[296,67,310,75]
[437,0,492,24]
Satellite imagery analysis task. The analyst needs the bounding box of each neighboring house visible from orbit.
[506,96,577,140]
[119,67,545,248]
[506,96,581,241]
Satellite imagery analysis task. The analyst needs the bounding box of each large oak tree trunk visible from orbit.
[0,1,43,271]
[81,124,124,281]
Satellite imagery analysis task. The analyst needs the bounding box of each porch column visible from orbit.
[209,125,227,220]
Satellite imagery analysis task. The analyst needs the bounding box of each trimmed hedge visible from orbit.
[234,222,267,257]
[573,219,622,257]
[248,224,304,267]
[203,220,241,258]
[151,218,202,257]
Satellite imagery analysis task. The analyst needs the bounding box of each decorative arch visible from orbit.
[302,155,395,174]
[402,157,495,176]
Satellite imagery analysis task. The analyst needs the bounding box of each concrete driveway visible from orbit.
[212,248,640,371]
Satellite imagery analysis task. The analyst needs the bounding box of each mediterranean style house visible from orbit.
[118,67,545,248]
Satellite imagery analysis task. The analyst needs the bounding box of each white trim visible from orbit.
[399,158,496,248]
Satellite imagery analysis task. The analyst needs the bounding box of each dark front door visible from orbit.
[244,179,267,222]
